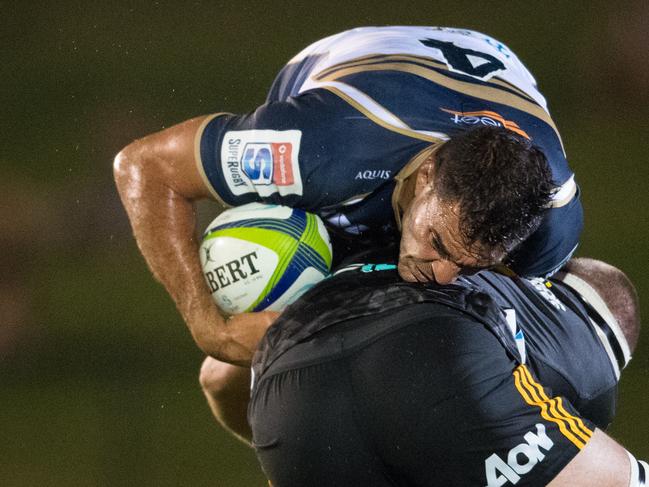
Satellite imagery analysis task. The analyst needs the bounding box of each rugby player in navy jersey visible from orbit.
[115,27,578,367]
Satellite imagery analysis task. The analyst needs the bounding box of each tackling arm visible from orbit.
[549,429,647,486]
[113,116,278,366]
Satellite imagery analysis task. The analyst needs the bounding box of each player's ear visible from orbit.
[414,155,436,195]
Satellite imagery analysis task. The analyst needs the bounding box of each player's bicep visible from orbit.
[548,429,637,486]
[197,90,419,211]
[468,364,645,486]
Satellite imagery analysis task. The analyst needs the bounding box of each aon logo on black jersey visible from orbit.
[484,423,554,487]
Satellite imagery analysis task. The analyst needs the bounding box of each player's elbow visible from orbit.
[199,357,240,399]
[113,139,173,205]
[113,149,128,190]
[115,117,213,201]
[113,141,148,196]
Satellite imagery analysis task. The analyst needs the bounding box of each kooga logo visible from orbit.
[484,423,554,486]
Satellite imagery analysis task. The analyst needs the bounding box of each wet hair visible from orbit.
[433,126,556,256]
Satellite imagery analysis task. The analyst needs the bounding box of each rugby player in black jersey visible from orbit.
[244,258,644,486]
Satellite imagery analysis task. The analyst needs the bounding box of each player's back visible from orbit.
[253,264,620,428]
[200,26,581,275]
[268,26,572,187]
[289,26,545,107]
[249,263,624,486]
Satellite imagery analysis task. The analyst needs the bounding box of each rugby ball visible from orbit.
[199,202,332,314]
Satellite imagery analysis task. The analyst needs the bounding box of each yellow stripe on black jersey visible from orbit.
[513,365,593,449]
[519,365,593,441]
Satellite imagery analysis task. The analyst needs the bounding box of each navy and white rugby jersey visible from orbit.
[197,26,582,276]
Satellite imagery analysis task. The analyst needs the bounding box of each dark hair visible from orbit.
[433,126,555,255]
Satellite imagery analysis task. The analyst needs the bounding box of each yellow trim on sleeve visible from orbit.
[513,365,593,450]
[549,180,577,208]
[519,365,593,441]
[193,113,233,206]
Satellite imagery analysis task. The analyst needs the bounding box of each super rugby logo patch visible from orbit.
[221,130,303,197]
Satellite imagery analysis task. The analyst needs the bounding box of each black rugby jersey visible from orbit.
[252,264,618,428]
[249,265,620,486]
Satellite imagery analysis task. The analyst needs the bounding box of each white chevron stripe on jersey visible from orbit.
[318,81,449,144]
[550,176,577,208]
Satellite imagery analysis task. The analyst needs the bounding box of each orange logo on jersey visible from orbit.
[441,108,530,139]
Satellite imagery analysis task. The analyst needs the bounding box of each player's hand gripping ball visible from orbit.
[199,203,332,314]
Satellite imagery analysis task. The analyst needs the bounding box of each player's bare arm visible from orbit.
[549,429,646,486]
[113,116,278,365]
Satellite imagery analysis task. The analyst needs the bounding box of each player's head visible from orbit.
[398,126,555,284]
[561,258,641,354]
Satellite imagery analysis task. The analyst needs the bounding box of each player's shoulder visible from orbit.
[328,265,516,345]
[299,25,532,79]
[198,88,426,207]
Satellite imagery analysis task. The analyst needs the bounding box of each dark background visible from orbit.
[2,1,647,485]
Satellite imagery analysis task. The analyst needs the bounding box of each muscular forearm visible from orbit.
[113,119,276,365]
[114,155,223,347]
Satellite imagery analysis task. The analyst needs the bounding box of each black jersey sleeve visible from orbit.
[249,301,598,487]
[397,309,597,487]
[196,89,429,210]
[467,364,595,487]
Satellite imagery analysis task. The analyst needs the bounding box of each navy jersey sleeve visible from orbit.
[197,89,429,210]
[507,190,583,277]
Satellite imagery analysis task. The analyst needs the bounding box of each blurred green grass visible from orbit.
[0,378,265,486]
[3,249,266,486]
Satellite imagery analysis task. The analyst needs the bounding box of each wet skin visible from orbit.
[397,159,505,284]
